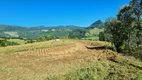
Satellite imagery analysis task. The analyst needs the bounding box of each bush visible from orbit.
[99,32,105,41]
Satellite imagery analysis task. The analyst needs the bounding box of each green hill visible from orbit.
[87,20,104,29]
[0,25,84,39]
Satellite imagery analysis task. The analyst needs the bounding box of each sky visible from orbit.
[0,0,130,27]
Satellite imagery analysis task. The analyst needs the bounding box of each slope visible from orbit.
[0,40,142,80]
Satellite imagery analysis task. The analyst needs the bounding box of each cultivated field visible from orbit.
[0,40,142,80]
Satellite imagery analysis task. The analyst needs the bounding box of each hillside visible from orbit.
[0,21,104,39]
[87,20,104,29]
[0,40,142,80]
[0,25,83,39]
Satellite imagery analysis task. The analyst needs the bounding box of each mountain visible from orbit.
[87,20,104,29]
[0,25,84,39]
[30,25,82,30]
[0,25,29,31]
[0,20,105,39]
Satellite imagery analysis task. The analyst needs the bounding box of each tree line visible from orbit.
[99,0,142,59]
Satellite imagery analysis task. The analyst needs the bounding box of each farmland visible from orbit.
[0,40,142,80]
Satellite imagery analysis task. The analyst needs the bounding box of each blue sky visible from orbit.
[0,0,130,27]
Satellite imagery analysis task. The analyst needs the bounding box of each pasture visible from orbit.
[8,39,26,45]
[4,32,19,37]
[85,36,99,41]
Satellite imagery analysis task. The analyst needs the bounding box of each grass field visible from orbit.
[4,32,19,37]
[8,39,26,45]
[0,40,142,80]
[86,28,104,36]
[0,39,74,55]
[85,36,99,41]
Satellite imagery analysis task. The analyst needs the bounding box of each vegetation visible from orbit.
[0,39,74,54]
[99,32,105,41]
[0,38,7,46]
[104,0,142,59]
[85,36,99,41]
[69,29,87,39]
[8,39,26,44]
[0,40,142,80]
[4,31,19,37]
[37,35,54,42]
[0,0,142,80]
[87,20,104,29]
[49,60,142,80]
[0,25,83,39]
[0,38,20,46]
[85,28,104,37]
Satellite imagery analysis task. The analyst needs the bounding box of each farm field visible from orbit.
[0,40,142,80]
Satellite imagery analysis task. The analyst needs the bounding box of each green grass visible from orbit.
[86,28,104,37]
[49,60,142,80]
[85,36,99,41]
[8,39,26,45]
[137,74,142,80]
[89,28,104,36]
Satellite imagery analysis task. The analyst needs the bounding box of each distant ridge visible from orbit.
[87,20,104,29]
[0,24,84,39]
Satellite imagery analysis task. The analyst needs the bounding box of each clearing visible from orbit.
[4,32,19,37]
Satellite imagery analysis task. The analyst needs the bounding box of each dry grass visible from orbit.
[0,40,108,80]
[0,39,74,55]
[0,40,142,80]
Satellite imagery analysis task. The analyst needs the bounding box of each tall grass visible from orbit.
[49,60,142,80]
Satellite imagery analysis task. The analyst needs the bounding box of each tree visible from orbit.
[99,32,105,41]
[0,38,7,47]
[37,35,54,42]
[117,5,136,51]
[69,29,87,39]
[130,0,142,47]
[26,39,35,44]
[44,35,54,40]
[104,0,142,59]
[105,18,124,52]
[37,36,46,42]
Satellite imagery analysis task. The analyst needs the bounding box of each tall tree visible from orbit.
[117,5,136,51]
[104,18,124,52]
[130,0,142,46]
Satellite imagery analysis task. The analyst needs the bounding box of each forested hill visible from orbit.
[0,25,83,31]
[87,20,104,29]
[0,20,104,39]
[0,24,84,39]
[0,19,104,32]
